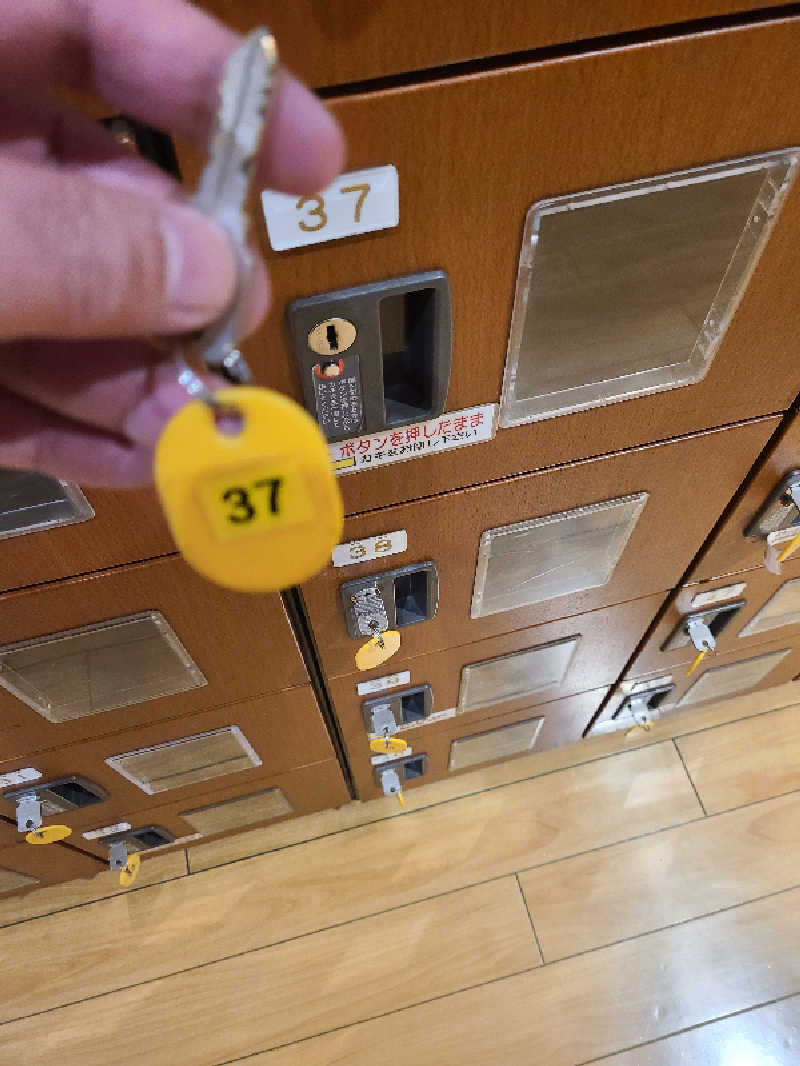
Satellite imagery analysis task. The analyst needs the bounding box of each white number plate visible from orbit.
[332,530,407,568]
[261,165,399,251]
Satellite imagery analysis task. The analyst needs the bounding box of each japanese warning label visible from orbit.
[312,355,363,439]
[330,404,498,476]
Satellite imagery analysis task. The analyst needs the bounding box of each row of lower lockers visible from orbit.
[4,404,800,892]
[6,12,800,892]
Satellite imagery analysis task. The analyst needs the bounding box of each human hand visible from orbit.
[0,1,344,487]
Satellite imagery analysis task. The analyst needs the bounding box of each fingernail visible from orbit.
[159,204,238,331]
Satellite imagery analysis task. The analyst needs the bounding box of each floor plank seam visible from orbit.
[203,882,800,1065]
[184,848,191,876]
[575,988,800,1065]
[514,873,545,964]
[543,880,800,967]
[0,872,523,1027]
[0,872,189,931]
[672,738,708,815]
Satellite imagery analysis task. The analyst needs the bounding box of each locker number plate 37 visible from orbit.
[261,165,399,251]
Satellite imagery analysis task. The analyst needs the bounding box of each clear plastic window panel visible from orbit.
[107,726,262,795]
[739,579,800,638]
[500,150,798,426]
[0,469,93,539]
[458,636,579,714]
[0,868,37,894]
[449,717,545,771]
[181,788,293,835]
[471,493,647,618]
[0,612,206,723]
[676,648,790,708]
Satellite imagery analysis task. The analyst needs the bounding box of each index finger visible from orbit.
[1,1,344,193]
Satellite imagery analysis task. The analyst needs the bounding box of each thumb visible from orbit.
[0,158,250,339]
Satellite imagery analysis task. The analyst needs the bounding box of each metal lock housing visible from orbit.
[341,562,439,639]
[362,685,434,733]
[660,601,746,653]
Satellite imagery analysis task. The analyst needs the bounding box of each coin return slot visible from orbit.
[127,826,174,851]
[394,570,430,627]
[400,688,428,723]
[380,288,437,425]
[4,775,107,816]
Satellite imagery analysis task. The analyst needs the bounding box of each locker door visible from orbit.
[0,688,338,830]
[302,420,776,678]
[0,556,308,759]
[353,689,608,800]
[195,1,800,87]
[233,18,800,514]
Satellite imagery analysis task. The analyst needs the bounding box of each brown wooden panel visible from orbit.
[688,409,800,581]
[0,487,174,595]
[598,634,800,729]
[198,2,800,88]
[0,688,336,827]
[0,555,309,759]
[635,557,800,671]
[349,689,608,800]
[62,760,350,862]
[329,596,663,746]
[223,19,800,513]
[302,421,777,678]
[0,841,102,896]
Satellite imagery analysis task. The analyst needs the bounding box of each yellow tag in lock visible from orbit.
[154,387,343,592]
[119,853,141,889]
[26,825,72,845]
[355,630,401,671]
[369,737,408,755]
[686,648,708,676]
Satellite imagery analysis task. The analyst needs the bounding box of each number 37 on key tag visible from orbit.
[155,387,343,592]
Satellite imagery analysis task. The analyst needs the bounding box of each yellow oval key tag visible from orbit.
[155,387,343,592]
[119,853,141,889]
[26,825,72,845]
[369,737,408,755]
[355,630,401,671]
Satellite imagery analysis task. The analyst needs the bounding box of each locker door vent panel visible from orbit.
[106,726,261,795]
[0,469,93,539]
[500,149,798,426]
[0,611,207,722]
[458,636,579,713]
[181,788,293,835]
[471,494,647,618]
[739,579,800,637]
[449,717,545,771]
[676,647,790,708]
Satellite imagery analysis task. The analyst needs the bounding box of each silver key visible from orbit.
[186,28,278,386]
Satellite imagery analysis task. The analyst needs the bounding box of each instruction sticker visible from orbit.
[357,670,411,696]
[330,404,498,476]
[369,707,456,739]
[332,530,407,567]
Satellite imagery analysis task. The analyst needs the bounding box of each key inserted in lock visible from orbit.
[660,601,746,653]
[745,472,800,539]
[342,562,439,639]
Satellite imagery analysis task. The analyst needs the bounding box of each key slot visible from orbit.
[380,288,437,425]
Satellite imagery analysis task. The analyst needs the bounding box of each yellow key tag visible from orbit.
[155,386,343,592]
[686,648,708,676]
[26,825,71,845]
[119,853,141,889]
[355,630,401,671]
[369,737,408,755]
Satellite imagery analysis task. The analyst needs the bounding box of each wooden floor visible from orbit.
[3,682,800,1065]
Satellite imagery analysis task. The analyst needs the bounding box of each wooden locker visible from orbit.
[0,687,336,829]
[0,840,103,895]
[196,1,799,88]
[302,420,777,679]
[329,594,665,744]
[57,760,350,863]
[688,408,800,581]
[0,555,309,759]
[220,18,800,514]
[632,558,800,671]
[352,688,608,801]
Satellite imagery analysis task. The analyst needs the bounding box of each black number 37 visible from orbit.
[222,478,282,524]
